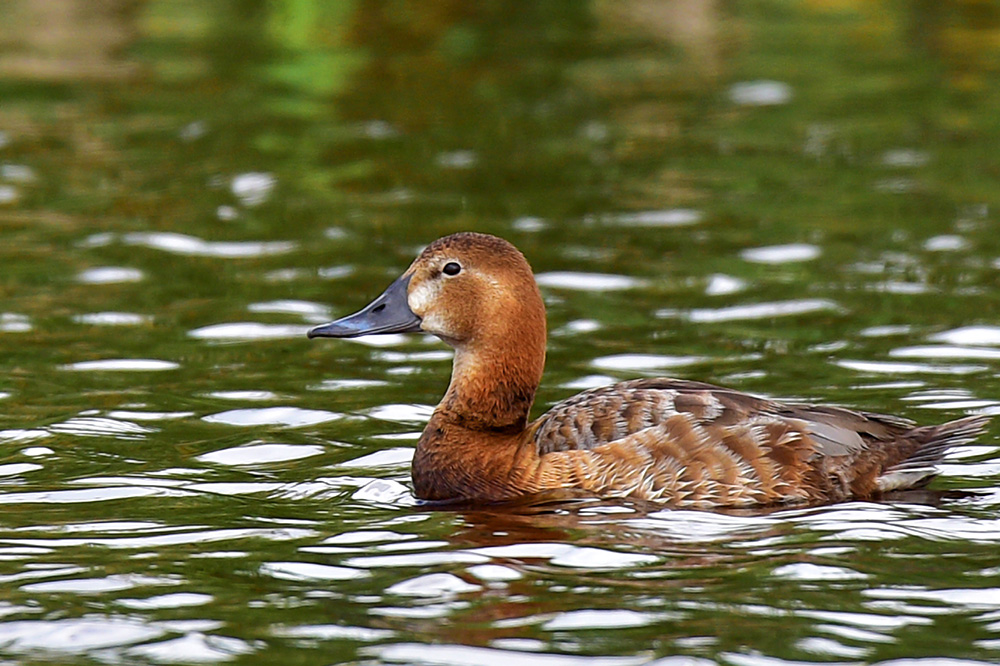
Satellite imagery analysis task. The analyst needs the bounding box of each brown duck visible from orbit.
[309,232,989,508]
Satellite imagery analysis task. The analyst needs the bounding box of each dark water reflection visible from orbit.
[3,0,1000,664]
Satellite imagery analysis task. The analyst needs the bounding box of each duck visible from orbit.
[308,231,989,508]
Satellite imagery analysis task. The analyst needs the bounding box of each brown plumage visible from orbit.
[309,232,990,508]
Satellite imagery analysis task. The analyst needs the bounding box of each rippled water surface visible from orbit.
[3,1,1000,664]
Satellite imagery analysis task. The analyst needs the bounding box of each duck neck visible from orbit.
[435,308,546,434]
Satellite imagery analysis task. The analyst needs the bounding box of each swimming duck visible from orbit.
[309,232,989,507]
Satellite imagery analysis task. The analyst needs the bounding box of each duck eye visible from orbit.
[442,261,462,276]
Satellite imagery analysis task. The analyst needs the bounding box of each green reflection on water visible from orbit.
[1,0,1000,664]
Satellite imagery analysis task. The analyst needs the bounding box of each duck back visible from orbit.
[520,378,988,508]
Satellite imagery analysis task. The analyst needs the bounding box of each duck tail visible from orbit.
[876,415,991,492]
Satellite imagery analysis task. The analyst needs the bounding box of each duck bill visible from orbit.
[308,274,422,339]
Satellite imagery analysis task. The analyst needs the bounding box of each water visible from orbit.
[2,1,1000,663]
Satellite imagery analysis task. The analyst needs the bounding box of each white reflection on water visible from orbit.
[230,171,275,206]
[740,243,820,263]
[835,359,988,375]
[372,643,646,666]
[188,322,310,341]
[107,410,195,421]
[863,586,1000,610]
[48,416,156,440]
[386,572,481,597]
[365,403,435,423]
[60,359,179,371]
[629,510,777,543]
[770,563,867,582]
[924,235,969,252]
[705,274,747,296]
[197,443,326,466]
[591,354,707,371]
[76,266,145,284]
[247,299,332,323]
[1,430,51,443]
[72,312,153,326]
[0,312,32,332]
[931,326,1000,346]
[470,543,657,569]
[661,299,840,323]
[596,209,703,227]
[127,632,254,663]
[124,231,295,257]
[543,609,668,630]
[535,272,644,291]
[890,345,1000,360]
[271,624,394,640]
[201,407,341,427]
[205,390,280,401]
[259,561,369,582]
[339,448,414,469]
[118,593,213,609]
[21,573,175,594]
[729,80,793,106]
[0,619,165,653]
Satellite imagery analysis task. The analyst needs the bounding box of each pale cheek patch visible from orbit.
[407,279,441,315]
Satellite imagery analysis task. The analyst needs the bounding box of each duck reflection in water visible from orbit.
[309,232,989,509]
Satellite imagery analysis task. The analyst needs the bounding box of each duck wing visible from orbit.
[527,378,987,506]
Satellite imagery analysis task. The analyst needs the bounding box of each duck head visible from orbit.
[309,233,547,388]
